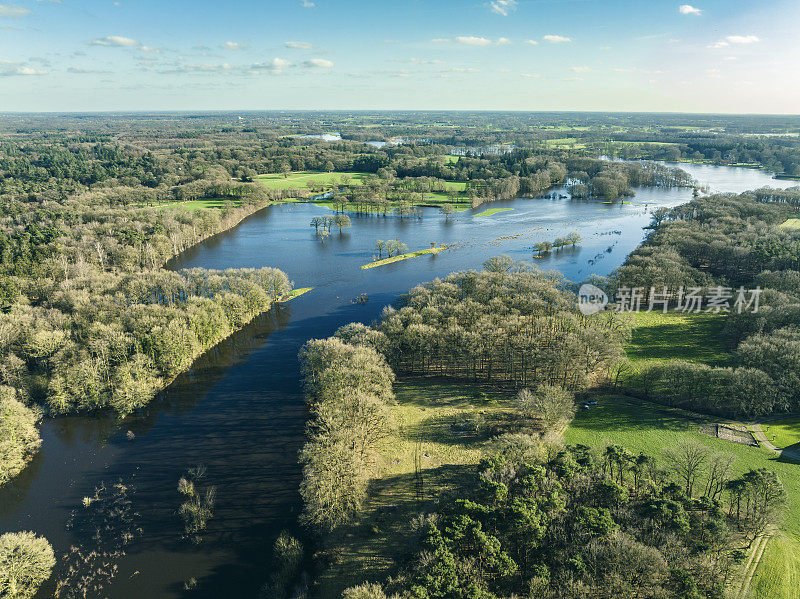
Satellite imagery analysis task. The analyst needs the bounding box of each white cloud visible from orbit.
[708,34,760,49]
[67,66,109,74]
[543,34,571,43]
[300,0,315,7]
[679,5,702,15]
[521,73,540,78]
[431,38,450,43]
[140,46,162,54]
[524,39,539,46]
[0,4,30,17]
[251,58,293,74]
[168,63,235,74]
[456,36,493,46]
[726,34,760,44]
[0,60,46,76]
[90,35,140,47]
[451,36,510,46]
[15,66,47,75]
[221,41,246,50]
[408,57,445,65]
[571,65,590,73]
[304,58,334,68]
[285,41,313,50]
[489,0,517,16]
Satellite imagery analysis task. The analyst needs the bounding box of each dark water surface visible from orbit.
[1,163,794,598]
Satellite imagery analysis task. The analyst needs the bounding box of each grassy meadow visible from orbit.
[763,417,800,451]
[625,310,731,367]
[779,218,800,230]
[159,198,242,211]
[257,170,369,190]
[316,379,514,597]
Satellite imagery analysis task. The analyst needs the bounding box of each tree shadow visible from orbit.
[568,395,705,433]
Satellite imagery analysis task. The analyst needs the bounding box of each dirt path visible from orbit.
[736,529,774,599]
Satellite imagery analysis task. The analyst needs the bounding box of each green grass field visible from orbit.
[625,311,731,367]
[762,417,800,450]
[474,207,514,218]
[564,394,800,536]
[257,170,369,190]
[361,246,449,269]
[749,534,800,599]
[779,218,800,230]
[316,379,513,597]
[543,138,587,149]
[158,198,241,211]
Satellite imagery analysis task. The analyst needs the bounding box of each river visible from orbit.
[1,163,795,598]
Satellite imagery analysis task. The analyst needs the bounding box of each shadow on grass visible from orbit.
[394,376,509,409]
[568,395,706,434]
[626,314,731,367]
[320,463,474,598]
[401,411,511,447]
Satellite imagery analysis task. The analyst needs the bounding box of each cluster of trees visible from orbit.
[0,127,305,490]
[610,189,800,416]
[310,215,352,242]
[0,267,290,416]
[369,258,630,389]
[0,386,41,486]
[534,231,582,254]
[608,136,800,177]
[343,440,784,599]
[566,160,694,200]
[298,338,396,532]
[375,239,409,259]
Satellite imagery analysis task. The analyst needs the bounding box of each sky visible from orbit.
[0,0,798,113]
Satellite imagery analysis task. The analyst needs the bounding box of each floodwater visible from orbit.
[1,162,794,598]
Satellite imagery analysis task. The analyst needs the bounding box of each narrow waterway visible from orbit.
[1,162,795,598]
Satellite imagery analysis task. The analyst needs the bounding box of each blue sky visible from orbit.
[0,0,797,112]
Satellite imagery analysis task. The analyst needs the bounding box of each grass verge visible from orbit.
[564,394,800,535]
[779,218,800,230]
[158,198,242,211]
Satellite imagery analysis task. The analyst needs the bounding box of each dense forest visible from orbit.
[608,189,800,417]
